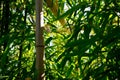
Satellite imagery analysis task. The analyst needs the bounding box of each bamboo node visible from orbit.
[36,44,45,47]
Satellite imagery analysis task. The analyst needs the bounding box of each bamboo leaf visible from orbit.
[45,37,53,45]
[56,2,87,20]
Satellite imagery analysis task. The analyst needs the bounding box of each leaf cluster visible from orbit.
[0,0,36,79]
[45,0,120,79]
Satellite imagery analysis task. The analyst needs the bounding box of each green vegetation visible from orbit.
[0,0,120,80]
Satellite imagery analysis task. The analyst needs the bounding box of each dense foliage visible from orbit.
[0,0,120,80]
[45,0,120,79]
[0,0,35,79]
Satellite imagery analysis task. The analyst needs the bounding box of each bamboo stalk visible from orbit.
[35,0,44,80]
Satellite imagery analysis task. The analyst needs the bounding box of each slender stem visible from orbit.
[35,0,44,80]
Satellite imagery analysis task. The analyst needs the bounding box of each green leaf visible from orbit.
[45,37,53,45]
[66,65,73,78]
[56,2,87,20]
[0,76,9,79]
